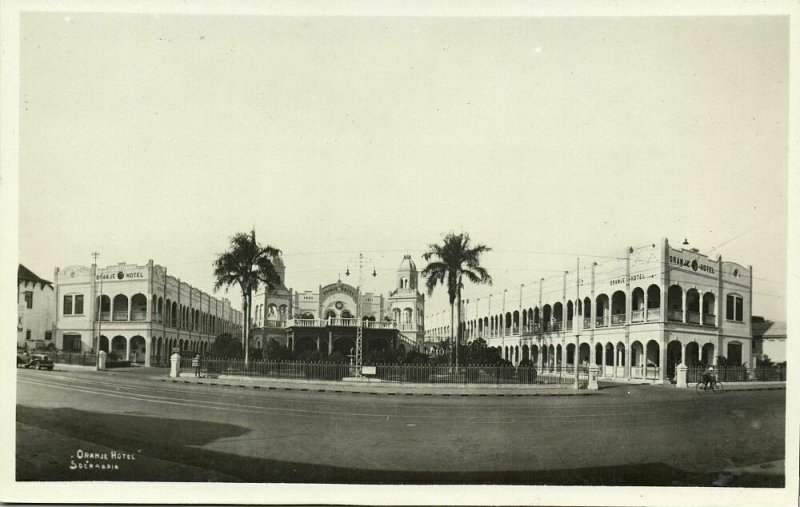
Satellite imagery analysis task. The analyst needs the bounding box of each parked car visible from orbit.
[16,351,54,370]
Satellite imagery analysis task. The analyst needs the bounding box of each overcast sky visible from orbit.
[17,13,788,321]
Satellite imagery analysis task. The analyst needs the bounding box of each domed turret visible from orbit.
[396,254,418,292]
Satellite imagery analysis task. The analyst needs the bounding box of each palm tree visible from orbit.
[422,232,492,369]
[213,229,281,366]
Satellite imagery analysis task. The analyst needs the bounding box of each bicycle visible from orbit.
[695,378,724,393]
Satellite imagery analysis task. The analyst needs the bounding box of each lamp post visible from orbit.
[345,253,376,377]
[244,263,258,368]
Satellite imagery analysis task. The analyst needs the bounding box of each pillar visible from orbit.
[126,337,131,361]
[681,289,687,323]
[328,331,333,355]
[658,341,667,383]
[145,337,151,367]
[676,363,688,388]
[316,336,321,352]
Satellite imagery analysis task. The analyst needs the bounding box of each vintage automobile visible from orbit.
[16,351,54,370]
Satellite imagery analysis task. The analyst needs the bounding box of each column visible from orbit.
[125,337,131,361]
[612,346,618,378]
[659,341,667,383]
[680,342,685,365]
[145,335,151,367]
[681,289,687,323]
[328,330,333,355]
[316,336,321,352]
[643,291,649,321]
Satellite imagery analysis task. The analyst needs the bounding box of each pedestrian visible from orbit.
[192,353,200,377]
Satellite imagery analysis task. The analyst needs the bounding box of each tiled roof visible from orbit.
[17,264,53,288]
[752,320,786,339]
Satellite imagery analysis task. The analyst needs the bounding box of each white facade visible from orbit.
[55,261,243,366]
[17,265,56,348]
[429,238,754,383]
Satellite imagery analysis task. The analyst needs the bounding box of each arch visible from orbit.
[403,308,413,324]
[686,288,701,324]
[611,290,626,325]
[631,287,645,322]
[647,284,661,309]
[556,344,563,366]
[579,342,591,365]
[112,294,129,321]
[99,335,109,353]
[595,294,609,327]
[156,336,163,363]
[542,305,552,331]
[702,293,716,326]
[128,335,146,363]
[171,302,178,327]
[512,310,520,332]
[668,285,683,321]
[96,295,111,320]
[341,310,353,319]
[514,345,519,364]
[131,293,147,321]
[615,341,626,367]
[553,302,563,330]
[566,343,575,365]
[604,342,614,368]
[630,340,645,367]
[533,307,540,332]
[645,339,660,367]
[685,341,700,366]
[667,340,682,380]
[566,301,574,330]
[594,343,603,366]
[111,335,127,359]
[522,344,529,362]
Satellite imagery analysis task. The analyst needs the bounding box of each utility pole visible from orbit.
[346,253,376,377]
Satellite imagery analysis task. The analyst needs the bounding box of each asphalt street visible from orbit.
[16,368,785,486]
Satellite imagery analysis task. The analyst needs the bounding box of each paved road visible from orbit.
[16,368,785,486]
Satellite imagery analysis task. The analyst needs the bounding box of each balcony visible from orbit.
[631,310,644,323]
[583,317,592,329]
[566,320,573,331]
[611,314,626,326]
[686,311,701,325]
[97,311,110,321]
[397,322,418,332]
[703,314,716,326]
[646,308,660,321]
[595,316,608,328]
[112,311,128,321]
[552,321,562,332]
[130,310,147,321]
[668,309,683,322]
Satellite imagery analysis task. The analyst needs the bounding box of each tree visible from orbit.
[421,232,492,369]
[213,230,281,365]
[211,333,243,358]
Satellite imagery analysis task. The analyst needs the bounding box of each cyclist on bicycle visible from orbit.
[702,365,717,390]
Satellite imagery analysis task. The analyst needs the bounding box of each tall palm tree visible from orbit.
[213,229,281,366]
[422,232,492,369]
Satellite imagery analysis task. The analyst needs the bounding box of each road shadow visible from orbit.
[16,406,783,487]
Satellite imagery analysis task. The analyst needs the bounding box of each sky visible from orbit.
[15,12,789,321]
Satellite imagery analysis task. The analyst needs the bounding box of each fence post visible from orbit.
[588,364,599,390]
[676,363,688,388]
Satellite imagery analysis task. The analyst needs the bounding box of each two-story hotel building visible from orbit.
[54,261,243,366]
[430,238,753,383]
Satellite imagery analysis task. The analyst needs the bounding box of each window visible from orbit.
[26,329,31,340]
[24,291,33,309]
[63,294,85,315]
[45,331,52,341]
[726,294,743,322]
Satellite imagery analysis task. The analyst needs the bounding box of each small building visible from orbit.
[17,264,56,349]
[751,317,786,364]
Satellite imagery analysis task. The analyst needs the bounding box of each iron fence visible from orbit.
[46,352,98,367]
[177,357,574,386]
[686,365,786,383]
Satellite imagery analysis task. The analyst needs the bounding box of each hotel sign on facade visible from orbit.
[96,270,147,281]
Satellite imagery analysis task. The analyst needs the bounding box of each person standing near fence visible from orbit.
[193,354,201,377]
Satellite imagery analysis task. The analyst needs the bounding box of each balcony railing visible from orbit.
[611,314,626,326]
[668,309,683,322]
[646,308,660,321]
[112,311,128,321]
[290,318,324,327]
[97,311,110,321]
[552,321,562,332]
[686,311,701,325]
[631,310,644,323]
[130,311,147,321]
[365,320,396,329]
[703,314,716,326]
[397,323,418,332]
[566,321,573,331]
[583,317,592,329]
[595,316,608,328]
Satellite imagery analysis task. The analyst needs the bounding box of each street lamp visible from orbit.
[244,262,258,368]
[345,253,377,377]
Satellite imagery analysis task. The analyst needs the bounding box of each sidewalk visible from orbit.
[155,371,600,396]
